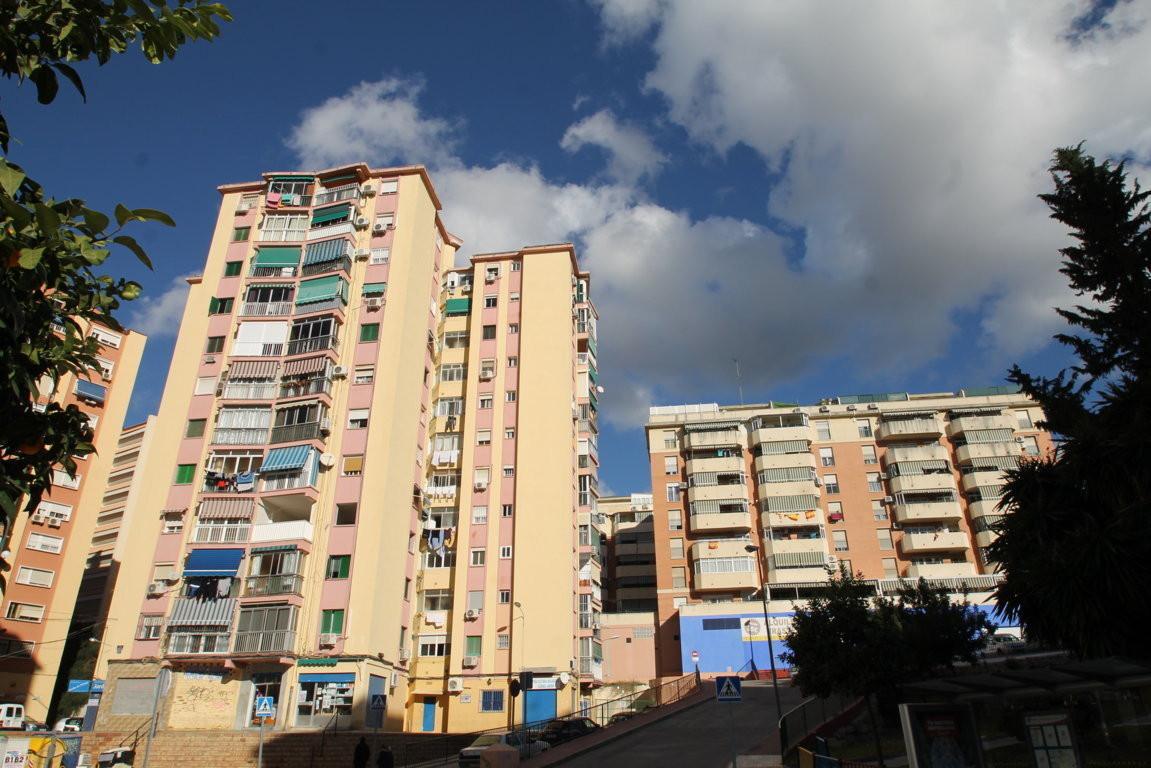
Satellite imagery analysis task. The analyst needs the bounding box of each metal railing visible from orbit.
[240,301,294,317]
[279,377,332,398]
[250,265,299,278]
[244,573,303,596]
[312,185,360,206]
[301,255,352,277]
[191,524,251,544]
[165,631,230,655]
[231,342,284,356]
[233,629,296,654]
[212,427,269,445]
[779,692,859,758]
[286,335,338,356]
[222,382,278,400]
[269,421,324,443]
[263,473,313,492]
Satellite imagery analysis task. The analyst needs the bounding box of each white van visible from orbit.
[0,703,25,730]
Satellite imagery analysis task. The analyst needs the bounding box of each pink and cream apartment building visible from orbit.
[0,322,144,722]
[94,164,601,734]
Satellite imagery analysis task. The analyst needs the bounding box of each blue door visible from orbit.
[523,689,557,725]
[421,696,436,732]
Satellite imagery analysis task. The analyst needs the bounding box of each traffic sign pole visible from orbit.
[254,695,276,768]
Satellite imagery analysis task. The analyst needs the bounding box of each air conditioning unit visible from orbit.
[372,223,387,234]
[236,201,253,212]
[825,555,838,570]
[846,405,857,412]
[462,656,479,668]
[479,371,494,381]
[203,355,216,364]
[101,372,113,382]
[474,481,488,491]
[31,514,47,524]
[361,183,376,196]
[485,273,496,283]
[464,609,480,620]
[330,365,348,379]
[354,216,369,229]
[319,633,339,647]
[818,406,830,413]
[353,248,371,260]
[365,297,384,311]
[883,496,894,504]
[48,518,62,527]
[447,677,464,693]
[320,418,332,435]
[390,671,400,689]
[398,649,410,662]
[146,582,163,596]
[867,404,879,410]
[460,284,471,293]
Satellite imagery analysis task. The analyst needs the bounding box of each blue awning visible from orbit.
[76,380,108,403]
[184,548,244,577]
[299,672,356,683]
[259,445,312,473]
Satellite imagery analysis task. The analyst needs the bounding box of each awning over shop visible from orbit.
[259,445,311,473]
[299,672,355,683]
[183,548,244,577]
[253,247,301,267]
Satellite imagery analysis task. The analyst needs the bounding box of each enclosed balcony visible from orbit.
[905,562,977,579]
[285,334,338,356]
[876,412,943,441]
[750,413,812,446]
[233,604,298,654]
[164,596,237,656]
[301,238,354,277]
[900,530,970,554]
[311,184,360,207]
[689,499,753,532]
[889,472,956,495]
[244,573,303,597]
[686,455,744,475]
[249,519,314,544]
[892,492,963,523]
[165,630,231,655]
[211,427,268,446]
[692,558,758,591]
[884,444,949,464]
[682,422,743,450]
[754,452,817,474]
[768,550,831,583]
[946,411,1016,438]
[278,376,332,400]
[221,380,278,400]
[955,441,1020,464]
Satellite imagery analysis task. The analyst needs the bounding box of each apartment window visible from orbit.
[872,499,889,521]
[496,634,510,650]
[671,567,687,589]
[473,468,491,488]
[26,533,63,554]
[205,336,225,354]
[370,248,390,264]
[231,226,251,242]
[321,609,345,636]
[479,395,493,410]
[484,296,498,308]
[5,602,44,622]
[422,590,451,611]
[507,356,518,368]
[347,409,369,429]
[435,397,463,417]
[819,447,835,467]
[336,503,358,526]
[505,390,517,403]
[827,501,844,523]
[326,555,351,580]
[502,466,514,478]
[15,567,54,588]
[208,297,234,315]
[341,455,364,476]
[224,260,243,277]
[194,376,217,396]
[668,509,683,530]
[505,428,515,440]
[1021,436,1040,456]
[867,472,883,493]
[666,483,681,502]
[467,591,484,612]
[508,323,519,334]
[856,419,873,438]
[663,431,678,450]
[440,363,466,382]
[359,323,380,343]
[418,634,449,657]
[815,420,832,440]
[822,474,840,494]
[832,530,849,552]
[472,506,488,524]
[136,615,164,641]
[877,529,894,550]
[664,457,678,475]
[1015,410,1033,429]
[174,464,196,485]
[672,597,688,609]
[186,419,206,438]
[669,538,684,559]
[882,558,899,578]
[485,266,500,281]
[499,546,513,559]
[476,430,492,446]
[861,445,878,464]
[482,325,497,340]
[470,549,486,567]
[501,504,513,518]
[498,590,511,604]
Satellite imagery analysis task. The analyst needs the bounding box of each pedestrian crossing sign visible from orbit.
[254,696,275,717]
[715,676,742,702]
[370,694,387,711]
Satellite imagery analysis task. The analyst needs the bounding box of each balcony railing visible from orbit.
[250,520,314,543]
[301,255,352,278]
[244,573,303,596]
[166,632,230,655]
[279,377,332,399]
[222,382,278,400]
[233,629,296,654]
[578,657,604,679]
[231,342,284,357]
[240,301,294,317]
[262,472,312,492]
[191,524,251,544]
[250,265,298,278]
[269,421,323,444]
[306,222,353,240]
[312,185,360,206]
[293,297,347,315]
[259,229,307,243]
[286,335,338,356]
[212,427,269,445]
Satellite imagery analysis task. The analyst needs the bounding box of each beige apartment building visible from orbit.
[0,323,145,722]
[93,164,600,735]
[645,389,1052,675]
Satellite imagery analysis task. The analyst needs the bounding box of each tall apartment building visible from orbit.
[599,494,657,613]
[93,164,600,735]
[645,389,1051,675]
[0,323,144,721]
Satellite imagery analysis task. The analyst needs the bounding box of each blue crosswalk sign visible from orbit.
[715,676,742,702]
[370,694,387,711]
[254,696,275,717]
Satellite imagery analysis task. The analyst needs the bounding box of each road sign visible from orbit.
[254,696,275,718]
[691,650,700,664]
[369,694,387,711]
[715,676,742,703]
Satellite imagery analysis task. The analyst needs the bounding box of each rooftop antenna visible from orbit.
[734,358,744,406]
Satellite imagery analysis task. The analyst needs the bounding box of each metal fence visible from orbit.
[779,692,858,757]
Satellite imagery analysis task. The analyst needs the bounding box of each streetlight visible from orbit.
[745,544,783,719]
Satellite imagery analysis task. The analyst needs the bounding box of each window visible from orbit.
[508,323,519,334]
[666,483,681,502]
[440,363,466,382]
[671,567,687,588]
[224,260,243,276]
[194,376,217,396]
[5,602,44,622]
[502,466,514,478]
[501,504,513,518]
[669,538,684,559]
[418,634,449,657]
[509,292,520,302]
[499,546,513,559]
[505,428,515,440]
[374,212,395,229]
[822,474,840,494]
[496,634,510,650]
[856,419,873,438]
[422,590,451,611]
[136,615,164,641]
[479,690,504,712]
[320,609,345,635]
[667,509,683,530]
[472,506,488,524]
[877,529,894,550]
[482,325,497,340]
[339,456,365,478]
[827,501,844,523]
[664,456,678,475]
[872,500,889,521]
[815,420,832,440]
[208,297,234,315]
[326,555,351,580]
[435,397,463,417]
[882,558,899,578]
[347,409,369,429]
[359,323,380,343]
[336,503,358,526]
[505,390,517,403]
[832,530,849,552]
[15,567,53,588]
[861,445,878,464]
[174,464,196,485]
[507,356,518,368]
[485,266,500,281]
[470,549,486,566]
[370,247,390,264]
[484,296,498,308]
[231,226,251,242]
[205,336,225,353]
[819,447,835,467]
[474,467,491,487]
[476,430,491,446]
[443,331,468,348]
[479,396,493,410]
[1021,436,1040,456]
[182,418,207,439]
[1016,410,1033,429]
[26,533,63,554]
[498,590,511,604]
[261,213,308,241]
[867,473,883,492]
[467,591,484,612]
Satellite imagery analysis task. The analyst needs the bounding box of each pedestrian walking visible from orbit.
[376,744,394,768]
[353,736,370,768]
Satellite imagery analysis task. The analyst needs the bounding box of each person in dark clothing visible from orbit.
[376,745,394,768]
[353,736,370,768]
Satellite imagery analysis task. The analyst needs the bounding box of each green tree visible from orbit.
[992,145,1151,659]
[0,1,231,542]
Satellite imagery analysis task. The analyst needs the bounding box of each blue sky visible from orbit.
[5,0,1147,495]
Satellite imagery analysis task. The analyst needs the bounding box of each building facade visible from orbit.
[0,323,145,722]
[94,164,600,735]
[645,390,1052,676]
[599,494,656,614]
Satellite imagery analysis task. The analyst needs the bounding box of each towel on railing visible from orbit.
[266,192,281,207]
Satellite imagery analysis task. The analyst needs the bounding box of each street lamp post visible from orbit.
[746,544,783,719]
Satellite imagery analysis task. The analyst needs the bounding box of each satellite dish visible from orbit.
[558,672,571,686]
[318,453,336,468]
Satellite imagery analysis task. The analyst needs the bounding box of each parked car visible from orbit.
[458,732,549,766]
[54,717,84,732]
[607,709,638,725]
[539,717,601,746]
[981,633,1027,657]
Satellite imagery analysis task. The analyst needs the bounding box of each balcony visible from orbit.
[876,415,943,441]
[900,531,970,554]
[686,456,744,474]
[301,255,352,278]
[269,421,324,444]
[751,424,814,446]
[306,222,353,240]
[947,413,1015,437]
[222,382,278,400]
[250,265,298,278]
[578,657,604,681]
[212,427,268,445]
[250,520,314,544]
[279,377,332,399]
[689,508,753,533]
[763,509,823,528]
[955,443,1019,464]
[262,472,315,493]
[191,523,251,544]
[754,452,817,474]
[966,499,1001,520]
[244,573,303,597]
[884,444,949,464]
[165,632,230,655]
[683,429,743,450]
[765,535,827,557]
[757,478,820,500]
[285,335,338,356]
[889,473,956,495]
[905,562,977,579]
[892,496,963,523]
[230,342,284,357]
[240,301,293,317]
[974,529,999,548]
[960,470,1007,493]
[312,184,360,206]
[233,630,296,654]
[691,540,758,591]
[687,483,748,504]
[770,566,831,584]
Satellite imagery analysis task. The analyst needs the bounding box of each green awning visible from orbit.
[320,172,358,184]
[253,247,301,267]
[304,239,348,265]
[587,336,597,356]
[296,275,346,305]
[311,205,351,226]
[297,658,338,667]
[270,175,314,182]
[444,298,470,316]
[588,367,599,384]
[362,283,387,296]
[251,544,297,553]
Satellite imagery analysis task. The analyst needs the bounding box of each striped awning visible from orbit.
[198,497,256,520]
[228,360,279,379]
[964,429,1016,444]
[253,246,301,267]
[283,355,327,376]
[771,551,826,568]
[160,507,187,517]
[881,409,937,420]
[762,494,819,513]
[259,445,312,473]
[690,472,718,486]
[949,406,1005,416]
[310,204,351,225]
[251,544,297,554]
[444,298,470,315]
[304,238,349,265]
[270,175,314,182]
[759,439,810,455]
[759,466,814,483]
[169,597,237,627]
[685,421,740,432]
[362,282,387,296]
[296,275,346,305]
[966,456,1020,471]
[888,459,950,476]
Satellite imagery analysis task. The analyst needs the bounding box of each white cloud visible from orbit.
[127,273,196,338]
[589,0,666,45]
[286,78,460,169]
[561,109,668,184]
